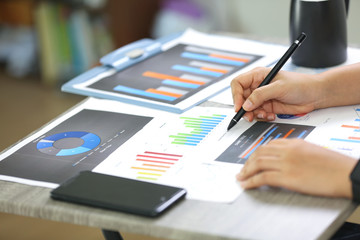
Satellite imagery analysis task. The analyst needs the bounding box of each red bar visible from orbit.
[137,154,179,161]
[349,136,360,140]
[131,167,166,172]
[342,125,360,129]
[144,151,183,157]
[136,158,175,165]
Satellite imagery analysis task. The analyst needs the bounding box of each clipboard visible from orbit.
[62,29,277,113]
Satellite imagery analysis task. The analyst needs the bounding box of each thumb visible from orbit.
[242,82,282,111]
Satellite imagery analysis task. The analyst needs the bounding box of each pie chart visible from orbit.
[36,131,101,156]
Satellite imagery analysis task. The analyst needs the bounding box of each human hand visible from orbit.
[237,138,357,198]
[230,67,322,122]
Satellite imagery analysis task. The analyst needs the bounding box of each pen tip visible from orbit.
[227,120,236,131]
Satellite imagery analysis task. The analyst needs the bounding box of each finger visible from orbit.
[231,78,245,112]
[244,80,285,112]
[240,171,284,189]
[237,155,280,181]
[231,67,270,111]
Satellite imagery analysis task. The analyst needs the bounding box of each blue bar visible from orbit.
[184,121,218,127]
[274,133,282,139]
[181,52,245,66]
[355,119,360,121]
[210,116,226,120]
[191,134,207,138]
[355,129,360,132]
[297,130,307,139]
[185,125,215,130]
[180,117,222,123]
[114,85,177,101]
[244,126,278,159]
[330,138,360,143]
[172,65,223,77]
[162,79,200,89]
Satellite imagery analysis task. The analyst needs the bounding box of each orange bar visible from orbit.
[136,158,175,165]
[143,71,205,85]
[241,137,264,158]
[209,54,250,63]
[349,137,360,140]
[283,128,295,138]
[143,164,170,168]
[201,67,228,73]
[131,167,166,172]
[341,125,360,129]
[146,88,182,98]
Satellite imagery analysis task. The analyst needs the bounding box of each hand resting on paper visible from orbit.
[231,64,360,199]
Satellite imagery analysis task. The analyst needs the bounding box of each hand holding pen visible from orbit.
[227,33,307,131]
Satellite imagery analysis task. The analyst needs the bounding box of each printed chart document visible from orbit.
[62,29,284,113]
[1,97,360,202]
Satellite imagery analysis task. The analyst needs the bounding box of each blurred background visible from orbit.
[0,0,360,239]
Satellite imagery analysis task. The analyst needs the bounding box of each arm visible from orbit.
[231,62,360,122]
[316,62,360,108]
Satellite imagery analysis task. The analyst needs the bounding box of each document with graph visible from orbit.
[62,29,284,113]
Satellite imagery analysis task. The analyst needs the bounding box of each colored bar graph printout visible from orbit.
[131,151,183,181]
[170,114,227,146]
[215,122,315,164]
[88,44,261,105]
[321,107,360,157]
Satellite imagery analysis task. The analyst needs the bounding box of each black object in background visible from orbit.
[290,0,348,68]
[51,171,187,217]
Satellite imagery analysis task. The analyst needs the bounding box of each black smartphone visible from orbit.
[50,171,186,217]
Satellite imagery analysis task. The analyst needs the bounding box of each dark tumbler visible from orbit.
[290,0,348,68]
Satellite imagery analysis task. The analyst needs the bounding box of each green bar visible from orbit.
[184,119,204,124]
[171,141,186,145]
[177,133,193,136]
[137,176,158,181]
[180,117,202,121]
[191,131,203,134]
[199,116,213,119]
[184,123,202,127]
[169,135,188,139]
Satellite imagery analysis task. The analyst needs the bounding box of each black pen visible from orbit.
[227,32,307,131]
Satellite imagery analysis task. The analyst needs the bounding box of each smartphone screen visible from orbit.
[51,171,186,217]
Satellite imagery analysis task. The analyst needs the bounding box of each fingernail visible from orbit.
[257,113,264,119]
[243,100,253,110]
[267,115,275,121]
[243,116,250,122]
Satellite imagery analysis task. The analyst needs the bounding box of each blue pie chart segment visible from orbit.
[36,131,101,156]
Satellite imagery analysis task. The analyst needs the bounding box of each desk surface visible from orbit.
[0,175,355,240]
[0,98,357,240]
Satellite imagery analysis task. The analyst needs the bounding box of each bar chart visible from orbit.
[169,114,227,146]
[215,122,315,164]
[321,107,360,157]
[131,151,183,181]
[89,44,261,105]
